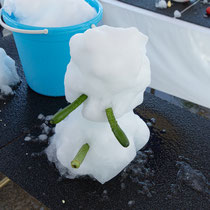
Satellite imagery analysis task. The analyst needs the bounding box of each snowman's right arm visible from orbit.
[50,94,88,124]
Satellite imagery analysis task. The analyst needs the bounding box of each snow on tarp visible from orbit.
[3,0,97,27]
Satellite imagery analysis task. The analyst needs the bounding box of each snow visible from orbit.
[24,136,31,141]
[128,201,135,207]
[46,107,150,184]
[41,123,51,135]
[38,134,48,141]
[45,115,53,121]
[3,0,97,27]
[155,0,167,9]
[65,25,151,122]
[174,10,182,18]
[121,149,155,197]
[0,48,20,95]
[46,25,151,184]
[37,113,45,120]
[170,158,210,197]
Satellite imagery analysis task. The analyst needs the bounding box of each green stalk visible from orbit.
[105,108,130,148]
[71,143,90,169]
[50,94,88,124]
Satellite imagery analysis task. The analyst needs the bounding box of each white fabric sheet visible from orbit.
[100,0,210,108]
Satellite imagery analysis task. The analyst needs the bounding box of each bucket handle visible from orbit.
[0,9,48,34]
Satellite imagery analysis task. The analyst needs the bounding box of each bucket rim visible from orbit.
[2,0,103,32]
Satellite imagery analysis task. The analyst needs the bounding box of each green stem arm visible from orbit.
[50,94,88,124]
[71,143,90,169]
[105,108,130,148]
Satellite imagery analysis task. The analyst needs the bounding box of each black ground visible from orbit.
[0,35,209,209]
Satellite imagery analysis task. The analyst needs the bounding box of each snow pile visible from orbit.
[0,48,20,95]
[65,25,151,122]
[155,0,167,9]
[47,25,151,184]
[3,0,97,27]
[46,107,150,184]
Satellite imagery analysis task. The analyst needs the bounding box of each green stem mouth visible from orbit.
[106,108,130,148]
[50,94,88,124]
[71,143,90,169]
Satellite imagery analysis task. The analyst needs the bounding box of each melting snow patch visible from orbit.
[169,158,210,198]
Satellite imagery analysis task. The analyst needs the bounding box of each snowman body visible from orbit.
[47,26,151,184]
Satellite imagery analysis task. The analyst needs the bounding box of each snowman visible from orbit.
[46,25,151,184]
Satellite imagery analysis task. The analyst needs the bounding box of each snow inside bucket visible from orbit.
[1,0,103,96]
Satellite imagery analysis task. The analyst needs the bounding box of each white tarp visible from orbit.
[100,0,210,108]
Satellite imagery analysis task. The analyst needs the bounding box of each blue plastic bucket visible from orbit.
[1,0,103,96]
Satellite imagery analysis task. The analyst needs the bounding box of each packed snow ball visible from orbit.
[3,0,97,27]
[65,25,151,122]
[0,48,20,95]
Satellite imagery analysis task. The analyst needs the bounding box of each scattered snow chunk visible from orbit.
[24,136,32,141]
[37,113,45,120]
[128,200,135,207]
[41,123,51,135]
[174,10,182,18]
[146,122,152,127]
[150,117,156,124]
[121,183,126,190]
[0,48,20,96]
[121,149,155,196]
[45,115,53,121]
[3,0,97,27]
[155,0,167,9]
[103,190,108,194]
[38,134,48,141]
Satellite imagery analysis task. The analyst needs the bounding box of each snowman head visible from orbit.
[65,25,151,122]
